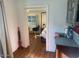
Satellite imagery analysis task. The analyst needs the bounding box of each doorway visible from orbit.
[13,6,55,58]
[26,7,47,57]
[0,1,7,58]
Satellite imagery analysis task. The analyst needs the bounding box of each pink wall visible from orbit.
[3,0,30,52]
[15,0,30,48]
[3,0,19,52]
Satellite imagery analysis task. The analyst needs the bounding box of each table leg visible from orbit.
[56,46,62,58]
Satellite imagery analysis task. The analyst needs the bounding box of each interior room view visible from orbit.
[27,8,47,52]
[1,0,79,58]
[13,7,55,58]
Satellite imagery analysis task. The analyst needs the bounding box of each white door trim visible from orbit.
[0,0,13,57]
[25,5,49,51]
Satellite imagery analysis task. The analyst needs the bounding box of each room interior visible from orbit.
[13,7,53,58]
[1,0,79,58]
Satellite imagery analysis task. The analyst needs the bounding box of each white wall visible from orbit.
[0,3,7,57]
[26,0,68,52]
[3,0,19,52]
[14,0,30,48]
[3,0,30,53]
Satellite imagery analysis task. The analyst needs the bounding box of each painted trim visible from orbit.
[0,0,13,57]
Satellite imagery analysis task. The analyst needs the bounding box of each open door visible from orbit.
[0,1,7,58]
[0,0,14,58]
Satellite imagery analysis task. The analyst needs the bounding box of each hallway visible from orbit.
[13,43,55,58]
[13,32,56,58]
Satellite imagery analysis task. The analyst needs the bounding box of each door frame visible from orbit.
[25,5,49,51]
[0,0,13,57]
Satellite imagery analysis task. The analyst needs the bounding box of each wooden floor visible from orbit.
[13,32,79,58]
[13,44,55,58]
[13,32,56,58]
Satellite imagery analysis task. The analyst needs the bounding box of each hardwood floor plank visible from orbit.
[13,32,55,58]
